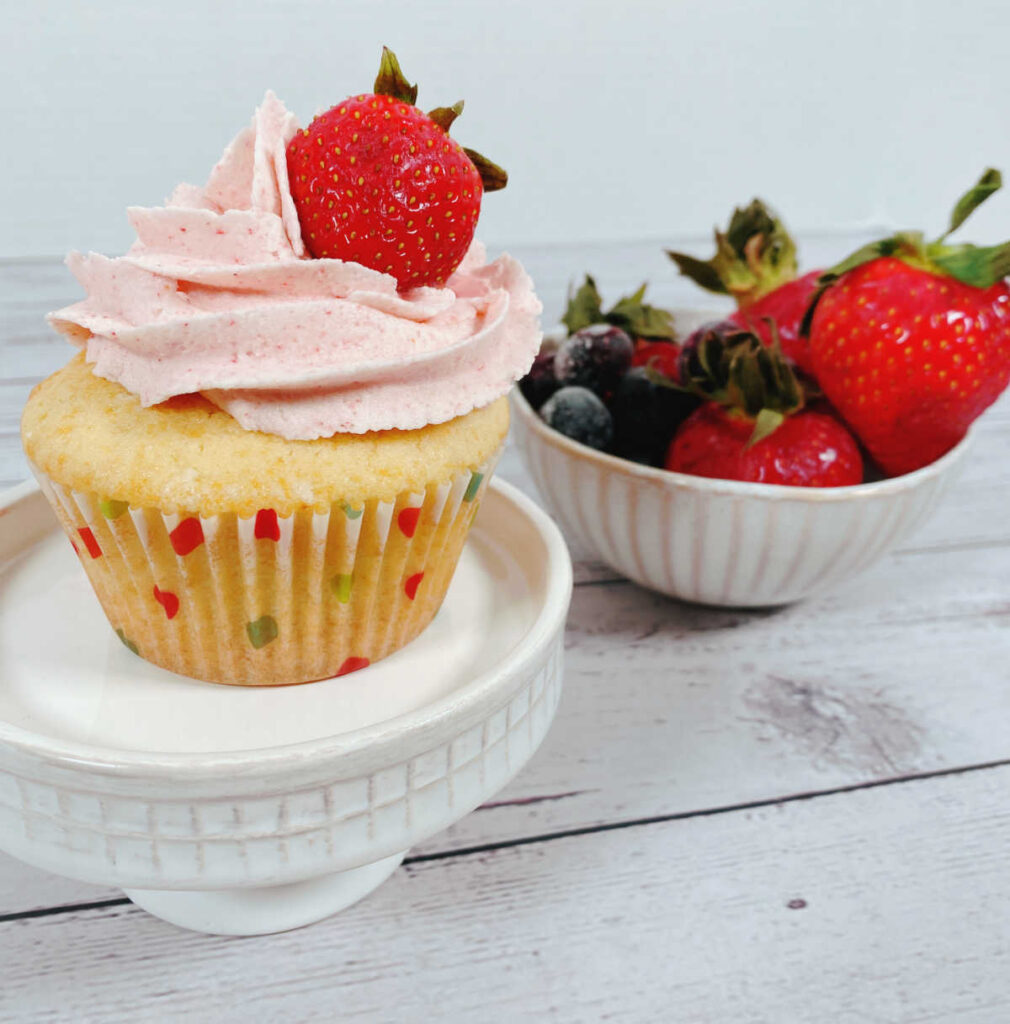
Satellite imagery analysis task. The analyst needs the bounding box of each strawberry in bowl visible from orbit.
[513,173,1010,605]
[668,199,821,375]
[803,169,1010,475]
[667,327,863,487]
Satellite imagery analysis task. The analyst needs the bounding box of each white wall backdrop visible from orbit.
[3,0,1010,259]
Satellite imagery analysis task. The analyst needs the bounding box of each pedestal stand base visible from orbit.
[124,851,406,935]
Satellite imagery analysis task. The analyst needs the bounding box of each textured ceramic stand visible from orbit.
[123,852,407,935]
[0,479,572,936]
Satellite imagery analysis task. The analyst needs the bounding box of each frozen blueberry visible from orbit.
[540,386,614,450]
[553,324,634,397]
[519,351,560,410]
[610,368,700,465]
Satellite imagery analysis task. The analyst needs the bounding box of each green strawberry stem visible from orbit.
[679,321,805,445]
[942,167,1002,239]
[561,275,676,340]
[802,168,1010,334]
[428,101,464,133]
[463,148,508,192]
[374,47,418,104]
[371,46,507,193]
[667,199,799,307]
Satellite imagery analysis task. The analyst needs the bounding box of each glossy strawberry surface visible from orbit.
[809,257,1010,475]
[287,93,482,288]
[666,403,863,486]
[728,270,821,373]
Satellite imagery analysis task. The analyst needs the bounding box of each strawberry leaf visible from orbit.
[463,148,508,192]
[747,408,786,448]
[665,250,728,295]
[428,101,464,133]
[562,276,605,334]
[606,284,677,340]
[943,167,1002,239]
[374,47,418,104]
[929,240,1010,289]
[667,199,799,306]
[562,277,677,339]
[680,323,804,421]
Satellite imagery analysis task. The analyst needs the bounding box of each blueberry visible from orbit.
[553,324,634,397]
[519,351,560,410]
[540,386,614,450]
[610,368,700,465]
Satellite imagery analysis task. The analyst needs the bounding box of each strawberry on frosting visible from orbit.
[48,89,541,440]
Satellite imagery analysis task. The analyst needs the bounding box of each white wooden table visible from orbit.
[2,239,1010,1023]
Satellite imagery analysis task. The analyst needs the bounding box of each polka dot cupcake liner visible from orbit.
[28,453,499,686]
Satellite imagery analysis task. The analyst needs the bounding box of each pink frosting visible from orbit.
[48,92,542,439]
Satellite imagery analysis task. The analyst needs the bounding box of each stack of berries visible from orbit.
[521,174,1010,486]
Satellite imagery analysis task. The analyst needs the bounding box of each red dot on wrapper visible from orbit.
[170,517,204,556]
[404,572,424,600]
[398,506,421,538]
[254,508,280,541]
[70,539,79,554]
[337,656,370,677]
[77,527,102,559]
[153,585,180,620]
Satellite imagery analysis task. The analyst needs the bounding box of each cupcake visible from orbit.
[21,49,542,686]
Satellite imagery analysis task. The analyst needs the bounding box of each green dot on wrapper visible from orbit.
[246,615,279,649]
[341,503,363,519]
[331,573,353,603]
[100,498,129,519]
[463,471,484,503]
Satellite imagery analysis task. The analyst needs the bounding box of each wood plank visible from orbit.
[2,765,1008,1023]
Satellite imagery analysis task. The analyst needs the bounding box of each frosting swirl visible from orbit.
[48,92,542,439]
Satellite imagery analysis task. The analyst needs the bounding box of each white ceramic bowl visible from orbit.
[0,478,572,935]
[513,379,973,609]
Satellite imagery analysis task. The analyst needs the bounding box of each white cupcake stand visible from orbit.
[0,478,571,935]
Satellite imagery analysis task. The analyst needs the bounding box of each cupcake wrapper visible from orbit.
[28,453,499,686]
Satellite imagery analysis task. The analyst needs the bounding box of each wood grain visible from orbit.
[3,765,1009,1023]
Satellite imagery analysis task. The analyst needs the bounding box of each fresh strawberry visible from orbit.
[666,326,862,486]
[286,47,506,288]
[667,404,863,486]
[726,270,821,374]
[631,340,680,381]
[667,200,820,373]
[804,169,1010,476]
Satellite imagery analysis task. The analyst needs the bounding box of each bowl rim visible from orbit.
[512,384,975,501]
[0,477,573,778]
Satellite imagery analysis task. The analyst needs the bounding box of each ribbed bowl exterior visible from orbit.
[513,392,970,607]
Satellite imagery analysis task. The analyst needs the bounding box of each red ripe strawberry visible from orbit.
[805,169,1010,476]
[667,200,820,373]
[631,340,680,381]
[726,269,821,375]
[667,325,863,486]
[667,404,862,486]
[286,47,506,288]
